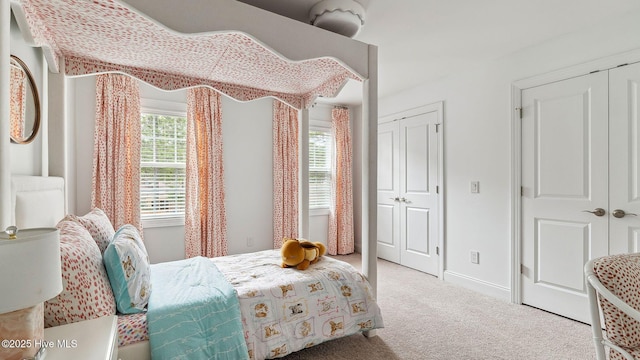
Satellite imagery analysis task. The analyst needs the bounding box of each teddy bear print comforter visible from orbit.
[211,250,384,360]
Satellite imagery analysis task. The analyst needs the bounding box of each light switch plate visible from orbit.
[470,181,480,193]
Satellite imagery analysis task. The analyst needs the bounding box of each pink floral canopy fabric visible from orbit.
[185,88,227,258]
[15,0,362,109]
[328,107,354,255]
[9,64,26,140]
[92,74,141,232]
[272,100,299,248]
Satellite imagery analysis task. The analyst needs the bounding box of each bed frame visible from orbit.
[1,0,378,298]
[12,176,382,359]
[10,175,64,228]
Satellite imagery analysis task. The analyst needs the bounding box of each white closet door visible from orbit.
[377,121,401,263]
[377,110,440,276]
[399,113,439,275]
[521,71,609,323]
[609,62,640,255]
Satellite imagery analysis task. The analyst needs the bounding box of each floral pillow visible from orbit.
[44,220,116,327]
[64,208,115,253]
[103,224,151,314]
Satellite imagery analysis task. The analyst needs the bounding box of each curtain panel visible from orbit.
[185,87,228,258]
[9,64,26,140]
[273,100,299,248]
[92,73,141,231]
[328,107,354,255]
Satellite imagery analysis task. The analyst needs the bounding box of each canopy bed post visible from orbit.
[0,0,11,228]
[46,70,70,213]
[362,44,378,295]
[39,52,48,176]
[300,107,310,239]
[361,43,378,338]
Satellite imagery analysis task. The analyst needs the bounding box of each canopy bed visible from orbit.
[0,0,380,358]
[5,175,383,359]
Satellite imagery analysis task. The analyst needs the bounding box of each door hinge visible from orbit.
[435,123,440,133]
[516,107,523,119]
[521,186,524,196]
[436,185,439,194]
[520,264,524,274]
[436,246,440,256]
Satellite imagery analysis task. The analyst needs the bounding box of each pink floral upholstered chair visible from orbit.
[585,253,640,360]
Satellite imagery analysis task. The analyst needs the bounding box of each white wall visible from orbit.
[9,13,43,176]
[222,97,273,255]
[377,10,640,299]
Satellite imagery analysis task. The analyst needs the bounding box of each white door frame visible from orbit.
[509,48,640,304]
[379,101,445,279]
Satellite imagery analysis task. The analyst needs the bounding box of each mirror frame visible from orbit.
[9,55,41,144]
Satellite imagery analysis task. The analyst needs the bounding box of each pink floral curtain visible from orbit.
[9,64,26,140]
[273,100,299,248]
[185,87,227,258]
[92,73,141,231]
[328,107,354,255]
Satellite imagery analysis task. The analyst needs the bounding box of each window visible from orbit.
[140,112,187,221]
[309,128,332,209]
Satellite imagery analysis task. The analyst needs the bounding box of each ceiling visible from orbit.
[237,0,640,104]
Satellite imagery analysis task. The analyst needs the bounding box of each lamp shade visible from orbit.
[0,228,62,314]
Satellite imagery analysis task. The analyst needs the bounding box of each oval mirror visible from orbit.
[9,55,40,144]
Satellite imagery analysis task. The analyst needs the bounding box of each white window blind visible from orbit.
[309,129,332,209]
[140,113,187,219]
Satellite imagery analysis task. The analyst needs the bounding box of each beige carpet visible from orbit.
[282,254,596,360]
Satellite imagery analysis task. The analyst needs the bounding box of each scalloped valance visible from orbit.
[11,0,363,109]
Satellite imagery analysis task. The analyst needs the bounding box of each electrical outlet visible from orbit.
[247,237,254,247]
[470,251,480,264]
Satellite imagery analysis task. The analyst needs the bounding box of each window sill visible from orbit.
[141,216,185,228]
[310,208,330,217]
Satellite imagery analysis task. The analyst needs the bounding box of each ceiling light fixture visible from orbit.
[309,0,365,38]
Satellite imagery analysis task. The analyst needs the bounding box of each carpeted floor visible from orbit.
[281,254,596,360]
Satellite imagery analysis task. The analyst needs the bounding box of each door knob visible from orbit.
[612,209,638,218]
[389,197,400,202]
[582,208,606,217]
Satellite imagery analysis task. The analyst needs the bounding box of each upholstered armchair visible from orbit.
[585,253,640,360]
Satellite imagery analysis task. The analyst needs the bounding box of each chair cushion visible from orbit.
[593,253,640,350]
[44,220,116,327]
[611,347,640,360]
[64,208,115,253]
[104,224,151,314]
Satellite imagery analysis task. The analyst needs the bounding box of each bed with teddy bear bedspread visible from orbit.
[210,250,384,360]
[118,250,384,360]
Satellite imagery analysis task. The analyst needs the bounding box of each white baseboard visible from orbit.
[443,270,511,302]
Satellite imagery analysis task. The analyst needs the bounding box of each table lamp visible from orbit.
[0,227,62,360]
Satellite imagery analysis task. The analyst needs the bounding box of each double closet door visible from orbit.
[377,109,440,276]
[521,62,640,323]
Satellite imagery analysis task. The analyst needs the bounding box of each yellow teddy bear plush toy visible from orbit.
[281,238,327,270]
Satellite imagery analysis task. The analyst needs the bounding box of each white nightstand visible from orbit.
[43,315,118,360]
